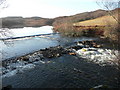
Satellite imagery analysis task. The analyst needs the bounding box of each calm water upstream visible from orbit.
[1,26,97,60]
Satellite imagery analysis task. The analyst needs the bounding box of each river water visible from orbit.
[1,26,97,60]
[1,26,119,88]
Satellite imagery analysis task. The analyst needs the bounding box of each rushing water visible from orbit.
[1,26,98,60]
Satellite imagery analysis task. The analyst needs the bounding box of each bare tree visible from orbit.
[0,0,12,39]
[0,0,5,5]
[96,0,120,68]
[96,0,119,24]
[96,0,119,40]
[0,0,7,9]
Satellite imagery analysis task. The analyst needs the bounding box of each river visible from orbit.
[1,26,97,60]
[1,26,119,88]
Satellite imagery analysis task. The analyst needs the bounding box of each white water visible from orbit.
[75,47,119,66]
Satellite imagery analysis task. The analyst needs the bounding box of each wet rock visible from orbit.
[70,45,83,50]
[90,85,108,89]
[73,68,83,73]
[69,52,76,55]
[41,46,68,58]
[93,44,102,48]
[2,85,12,90]
[76,40,102,48]
[42,50,62,58]
[82,40,94,47]
[21,57,29,61]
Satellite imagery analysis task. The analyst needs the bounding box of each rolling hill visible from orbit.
[73,14,118,26]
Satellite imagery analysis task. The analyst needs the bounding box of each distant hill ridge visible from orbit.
[1,8,119,28]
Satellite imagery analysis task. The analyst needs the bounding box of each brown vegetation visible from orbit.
[1,17,54,28]
[24,17,54,27]
[53,8,120,43]
[53,9,108,27]
[2,17,24,28]
[52,9,109,37]
[52,9,110,37]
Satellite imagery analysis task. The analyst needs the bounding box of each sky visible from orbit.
[0,0,118,18]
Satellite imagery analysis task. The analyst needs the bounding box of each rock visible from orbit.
[21,57,29,61]
[90,85,108,90]
[73,68,83,73]
[93,44,102,48]
[34,58,39,61]
[75,41,81,43]
[76,41,84,46]
[82,40,94,45]
[69,52,76,55]
[76,40,102,48]
[2,85,12,90]
[41,46,68,58]
[81,48,88,52]
[70,45,83,50]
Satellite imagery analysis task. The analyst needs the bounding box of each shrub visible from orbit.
[104,20,119,41]
[53,22,104,37]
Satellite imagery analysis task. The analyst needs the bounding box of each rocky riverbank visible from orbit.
[1,40,119,78]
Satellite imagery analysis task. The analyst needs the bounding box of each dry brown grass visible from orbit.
[74,14,118,26]
[73,14,119,41]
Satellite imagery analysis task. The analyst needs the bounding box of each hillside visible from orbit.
[74,14,117,26]
[53,9,108,26]
[24,17,54,27]
[2,17,24,28]
[1,8,119,28]
[74,8,119,26]
[2,17,54,28]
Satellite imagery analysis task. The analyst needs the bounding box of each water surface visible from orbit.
[1,26,97,60]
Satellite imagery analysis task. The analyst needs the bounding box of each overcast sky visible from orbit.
[0,0,117,18]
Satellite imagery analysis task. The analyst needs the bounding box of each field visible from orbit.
[73,14,118,26]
